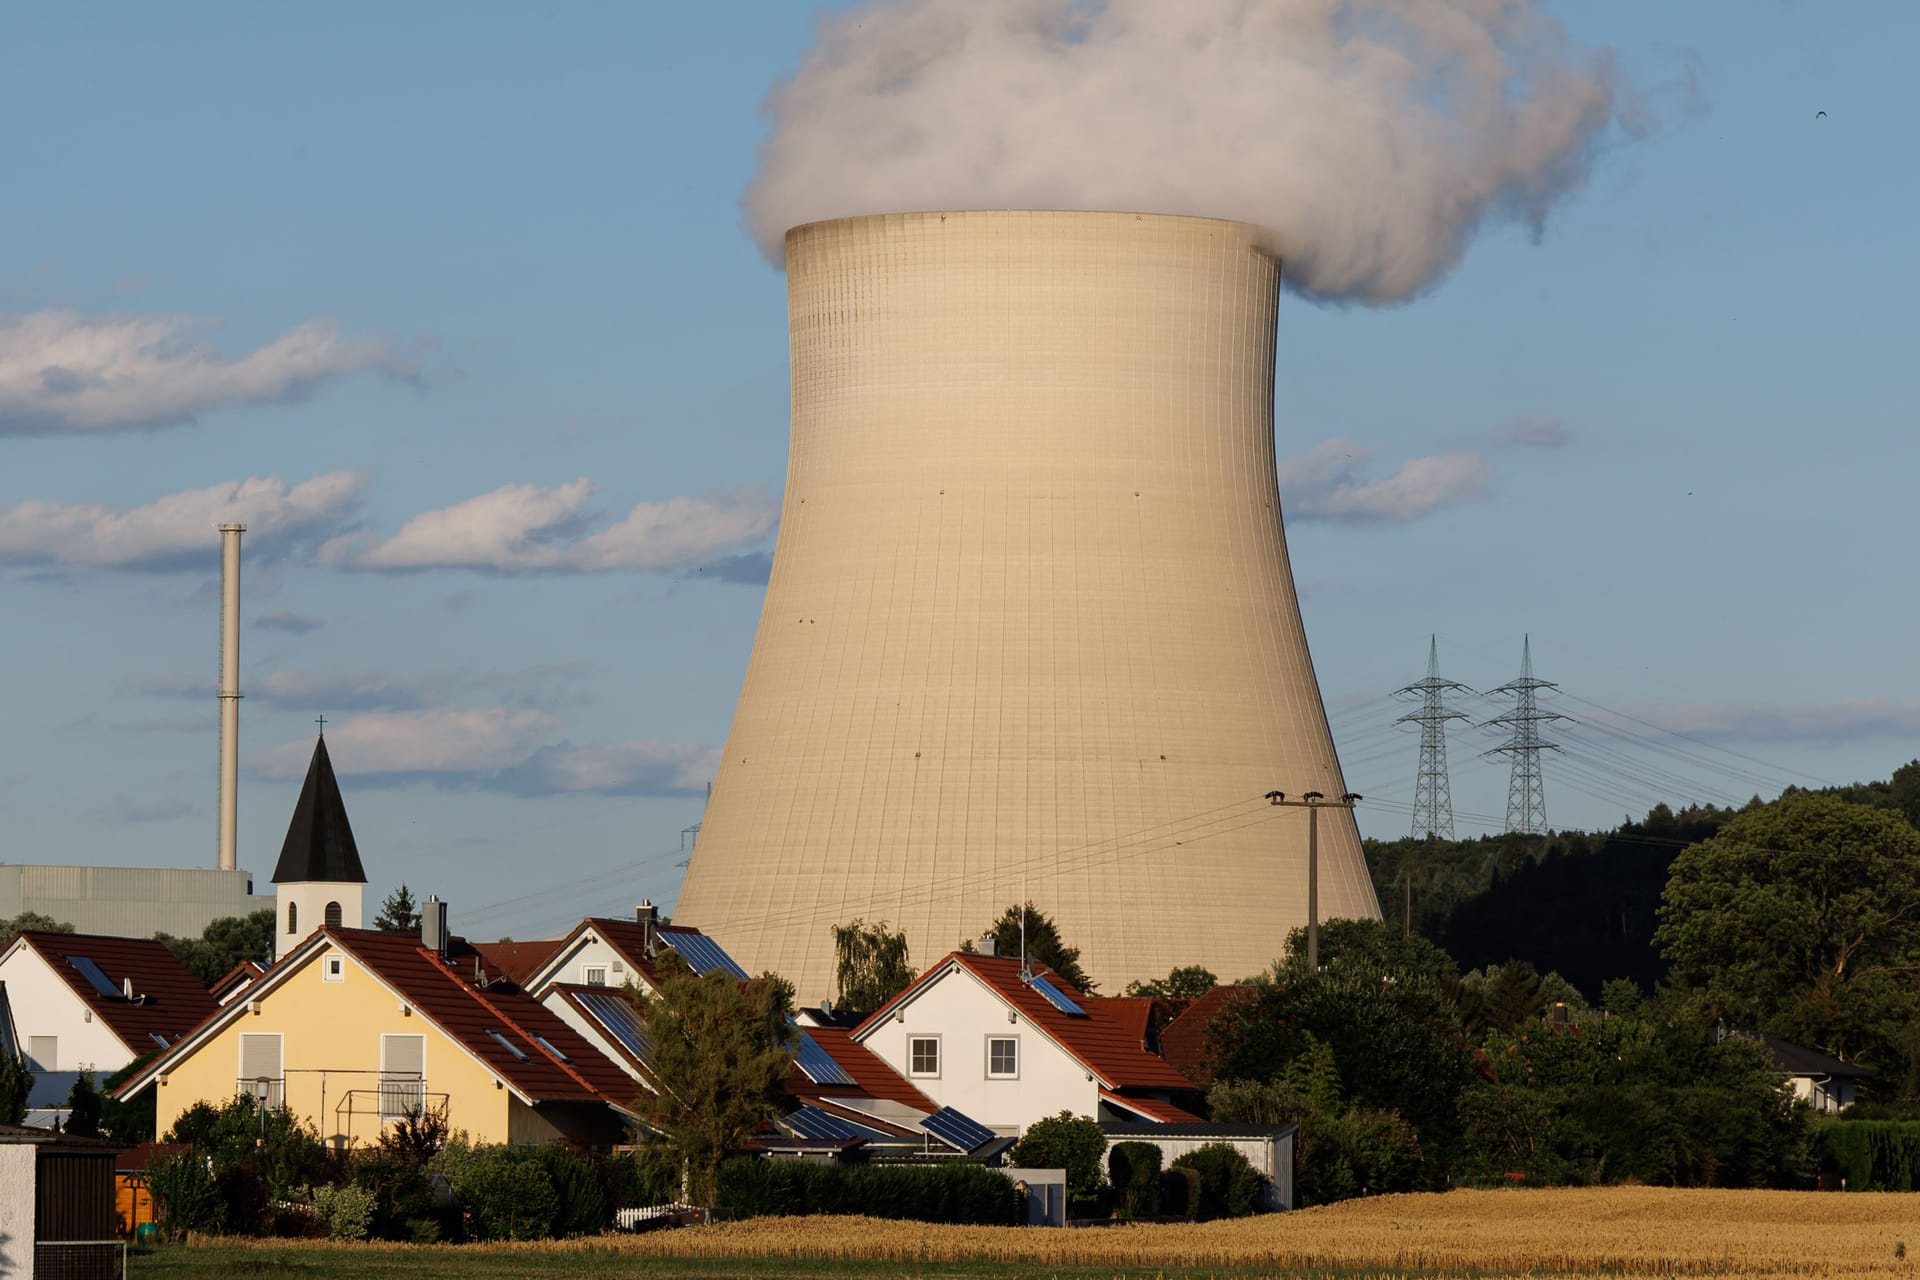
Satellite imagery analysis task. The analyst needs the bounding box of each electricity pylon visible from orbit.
[1394,636,1471,840]
[1484,635,1566,835]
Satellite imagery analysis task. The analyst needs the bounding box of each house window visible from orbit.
[287,902,298,935]
[239,1032,283,1107]
[908,1035,941,1078]
[380,1033,427,1121]
[583,966,609,986]
[27,1036,56,1072]
[325,901,343,930]
[987,1036,1019,1079]
[324,955,345,983]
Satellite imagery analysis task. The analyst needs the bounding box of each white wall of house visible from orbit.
[1789,1075,1857,1113]
[527,931,648,996]
[0,1144,35,1277]
[858,965,1097,1135]
[0,944,137,1108]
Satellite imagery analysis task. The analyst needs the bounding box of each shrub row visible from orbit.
[715,1156,1024,1224]
[1813,1120,1920,1191]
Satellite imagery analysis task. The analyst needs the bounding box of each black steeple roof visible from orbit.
[270,736,367,885]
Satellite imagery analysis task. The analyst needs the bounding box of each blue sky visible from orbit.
[4,2,1915,942]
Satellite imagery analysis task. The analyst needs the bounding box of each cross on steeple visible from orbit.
[316,715,327,737]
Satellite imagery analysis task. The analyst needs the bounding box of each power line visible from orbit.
[1483,636,1566,834]
[1394,635,1472,840]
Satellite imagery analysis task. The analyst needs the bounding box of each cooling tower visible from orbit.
[675,210,1380,1001]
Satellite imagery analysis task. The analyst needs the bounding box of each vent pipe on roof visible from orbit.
[216,523,245,871]
[422,895,449,960]
[637,900,657,958]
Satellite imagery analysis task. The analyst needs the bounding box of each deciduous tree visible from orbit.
[830,918,914,1013]
[1124,965,1217,1000]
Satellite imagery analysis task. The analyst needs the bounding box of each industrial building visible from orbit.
[676,210,1381,1001]
[0,864,269,941]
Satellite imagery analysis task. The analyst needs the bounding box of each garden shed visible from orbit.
[1099,1121,1297,1210]
[0,1122,125,1278]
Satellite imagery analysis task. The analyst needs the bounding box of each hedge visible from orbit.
[1813,1120,1920,1191]
[1108,1142,1163,1220]
[715,1157,1024,1224]
[1170,1143,1266,1219]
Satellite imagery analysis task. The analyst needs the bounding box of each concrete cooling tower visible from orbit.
[674,210,1380,1001]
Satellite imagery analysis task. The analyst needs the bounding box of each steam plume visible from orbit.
[745,0,1619,303]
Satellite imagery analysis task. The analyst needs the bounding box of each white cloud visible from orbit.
[0,472,368,570]
[1279,438,1490,524]
[1490,414,1577,449]
[124,661,586,714]
[93,794,198,824]
[248,707,714,797]
[0,310,412,436]
[1617,698,1920,744]
[249,707,566,781]
[329,480,778,574]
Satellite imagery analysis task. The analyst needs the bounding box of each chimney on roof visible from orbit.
[422,895,449,960]
[977,933,998,958]
[637,900,657,958]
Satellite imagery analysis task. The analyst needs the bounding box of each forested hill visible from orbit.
[1362,759,1920,1001]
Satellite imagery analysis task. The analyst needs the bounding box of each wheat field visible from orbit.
[591,1187,1919,1277]
[145,1188,1920,1278]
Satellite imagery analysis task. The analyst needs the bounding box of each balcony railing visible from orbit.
[235,1077,284,1108]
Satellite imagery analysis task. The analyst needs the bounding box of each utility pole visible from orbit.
[1483,635,1566,835]
[1394,635,1471,841]
[1265,790,1362,971]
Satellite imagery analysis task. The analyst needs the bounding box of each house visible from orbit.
[208,961,266,1006]
[852,952,1202,1136]
[1159,984,1258,1088]
[1,1123,125,1279]
[1757,1034,1872,1113]
[471,937,563,989]
[520,904,742,997]
[0,931,218,1119]
[113,915,642,1149]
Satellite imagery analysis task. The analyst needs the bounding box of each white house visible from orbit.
[852,952,1201,1137]
[0,931,217,1119]
[1757,1033,1871,1113]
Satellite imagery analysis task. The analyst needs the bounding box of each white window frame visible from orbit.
[907,1034,942,1079]
[380,1032,428,1122]
[583,965,609,986]
[238,1031,284,1107]
[986,1034,1020,1080]
[323,954,345,983]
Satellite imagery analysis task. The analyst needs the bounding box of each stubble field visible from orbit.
[135,1186,1920,1279]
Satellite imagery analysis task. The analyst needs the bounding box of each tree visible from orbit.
[630,955,796,1204]
[63,1071,103,1138]
[1010,1111,1107,1197]
[1125,965,1217,1000]
[1,911,73,948]
[1656,793,1920,1068]
[373,884,423,934]
[0,1048,31,1125]
[968,902,1097,993]
[830,918,914,1014]
[157,909,276,987]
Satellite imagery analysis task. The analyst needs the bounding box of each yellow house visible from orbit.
[116,922,641,1148]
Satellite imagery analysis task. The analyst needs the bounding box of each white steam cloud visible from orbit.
[747,0,1619,302]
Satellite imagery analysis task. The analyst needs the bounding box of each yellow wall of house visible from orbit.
[153,940,517,1146]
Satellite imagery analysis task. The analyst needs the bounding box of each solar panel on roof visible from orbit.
[575,989,653,1063]
[793,1030,857,1086]
[783,1104,889,1141]
[921,1106,998,1153]
[662,931,748,979]
[1027,974,1087,1017]
[69,956,122,999]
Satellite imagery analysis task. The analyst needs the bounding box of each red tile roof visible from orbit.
[1158,984,1258,1087]
[14,932,218,1053]
[326,929,640,1110]
[472,938,563,988]
[793,1026,936,1112]
[1100,1089,1202,1123]
[208,962,264,1003]
[862,954,1198,1093]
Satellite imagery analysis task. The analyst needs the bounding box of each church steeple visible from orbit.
[271,732,368,952]
[271,734,367,887]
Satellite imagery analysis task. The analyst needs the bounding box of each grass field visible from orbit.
[133,1187,1920,1279]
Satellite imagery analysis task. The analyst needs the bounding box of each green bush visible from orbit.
[148,1150,223,1236]
[1010,1112,1107,1197]
[309,1182,376,1240]
[715,1157,1022,1224]
[1107,1142,1163,1220]
[1170,1143,1266,1219]
[461,1148,559,1242]
[540,1145,608,1237]
[1159,1165,1201,1221]
[605,1141,684,1207]
[1813,1120,1920,1191]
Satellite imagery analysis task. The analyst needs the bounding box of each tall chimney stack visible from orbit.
[217,523,245,871]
